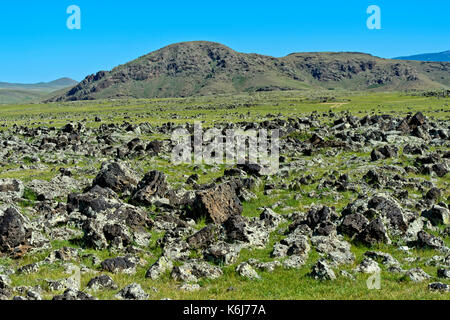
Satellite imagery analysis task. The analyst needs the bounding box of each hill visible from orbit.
[394,50,450,62]
[49,42,450,101]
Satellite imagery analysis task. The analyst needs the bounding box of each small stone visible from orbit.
[428,282,450,292]
[310,259,336,280]
[115,283,149,300]
[53,289,96,300]
[236,262,261,280]
[405,268,431,282]
[145,256,173,280]
[354,258,381,274]
[179,283,201,292]
[437,268,450,279]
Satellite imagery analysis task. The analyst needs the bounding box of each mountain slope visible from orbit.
[394,51,450,62]
[50,42,450,101]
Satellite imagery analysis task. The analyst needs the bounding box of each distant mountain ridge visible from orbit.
[50,41,450,102]
[0,78,78,91]
[394,51,450,62]
[0,78,78,104]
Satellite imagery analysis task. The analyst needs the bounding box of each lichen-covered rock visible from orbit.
[311,236,354,266]
[236,262,260,280]
[310,259,336,280]
[364,251,400,267]
[0,179,24,202]
[186,224,219,249]
[204,242,242,265]
[339,213,369,237]
[115,283,148,300]
[100,256,138,274]
[145,256,173,280]
[354,257,381,274]
[171,260,223,283]
[87,274,118,291]
[53,289,96,301]
[223,215,269,248]
[367,195,408,234]
[405,268,431,282]
[417,231,444,250]
[0,275,11,290]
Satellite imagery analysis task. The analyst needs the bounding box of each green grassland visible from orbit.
[0,90,449,300]
[1,90,449,128]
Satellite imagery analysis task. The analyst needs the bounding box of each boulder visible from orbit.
[131,170,169,205]
[171,260,223,283]
[417,231,444,250]
[92,161,138,193]
[100,256,138,274]
[204,242,241,265]
[192,182,242,224]
[368,196,408,233]
[354,257,381,274]
[0,207,32,253]
[87,275,118,291]
[428,282,450,292]
[0,179,24,202]
[339,213,369,237]
[405,268,431,282]
[186,224,219,249]
[358,217,391,246]
[422,205,449,226]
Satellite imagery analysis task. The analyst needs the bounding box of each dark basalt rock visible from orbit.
[100,256,137,274]
[92,161,138,193]
[339,213,369,237]
[131,170,169,205]
[358,217,390,246]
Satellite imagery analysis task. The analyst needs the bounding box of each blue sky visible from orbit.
[0,0,449,83]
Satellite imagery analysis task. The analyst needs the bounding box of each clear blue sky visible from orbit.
[0,0,449,83]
